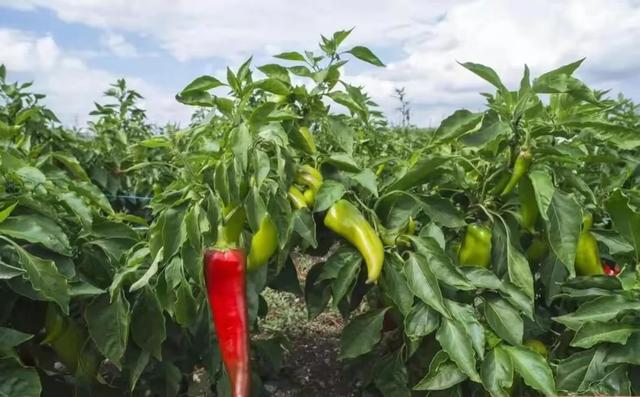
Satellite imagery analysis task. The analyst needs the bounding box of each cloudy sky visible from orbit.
[1,0,639,128]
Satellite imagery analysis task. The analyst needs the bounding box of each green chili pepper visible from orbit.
[501,149,532,196]
[324,199,384,283]
[575,213,604,276]
[458,224,492,268]
[288,186,307,209]
[247,214,278,271]
[519,177,538,232]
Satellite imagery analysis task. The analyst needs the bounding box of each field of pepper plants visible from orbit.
[2,30,640,397]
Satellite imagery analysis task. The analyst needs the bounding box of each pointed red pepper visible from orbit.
[204,248,250,397]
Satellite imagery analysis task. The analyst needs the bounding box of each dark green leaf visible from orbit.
[481,345,513,397]
[131,288,166,360]
[85,291,130,367]
[571,322,639,349]
[340,308,388,359]
[483,295,523,346]
[436,317,480,382]
[404,301,440,339]
[0,358,41,397]
[405,253,449,318]
[504,345,555,396]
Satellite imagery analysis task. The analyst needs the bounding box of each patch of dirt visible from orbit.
[258,254,369,397]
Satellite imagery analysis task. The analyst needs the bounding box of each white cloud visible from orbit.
[1,0,640,127]
[0,28,190,126]
[101,32,138,57]
[345,0,640,125]
[0,0,462,61]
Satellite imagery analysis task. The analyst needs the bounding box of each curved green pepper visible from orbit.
[458,224,492,268]
[295,165,323,192]
[288,186,307,209]
[501,149,532,196]
[324,199,384,283]
[247,214,279,271]
[303,189,315,206]
[291,126,317,154]
[519,177,538,232]
[575,213,604,276]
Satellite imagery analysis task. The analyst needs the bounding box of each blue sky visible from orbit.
[1,0,639,127]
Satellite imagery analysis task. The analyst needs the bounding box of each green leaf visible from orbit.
[325,152,360,172]
[380,261,414,316]
[254,78,289,95]
[554,295,640,330]
[0,261,22,280]
[0,327,33,350]
[435,317,480,382]
[174,280,197,327]
[313,180,346,212]
[327,116,355,155]
[409,236,474,290]
[445,300,485,359]
[459,62,508,93]
[0,215,71,256]
[592,230,634,255]
[555,349,600,392]
[180,75,225,95]
[546,190,581,276]
[347,46,385,67]
[273,51,306,62]
[129,247,164,292]
[483,295,523,346]
[317,246,361,283]
[433,109,482,143]
[418,196,466,228]
[405,253,450,318]
[527,168,555,222]
[51,152,90,181]
[304,264,331,320]
[413,351,466,390]
[461,114,509,147]
[605,333,640,365]
[85,291,130,367]
[503,345,555,396]
[131,288,166,360]
[291,210,317,248]
[481,345,513,397]
[0,203,17,224]
[340,308,388,359]
[10,243,70,314]
[349,168,378,197]
[494,220,534,300]
[385,155,447,192]
[605,190,640,259]
[372,351,411,397]
[404,301,440,339]
[60,192,92,227]
[257,64,290,83]
[591,364,632,396]
[127,347,151,392]
[571,322,639,349]
[331,253,361,305]
[0,358,41,397]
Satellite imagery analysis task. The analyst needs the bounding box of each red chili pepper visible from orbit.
[204,248,250,397]
[603,263,621,276]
